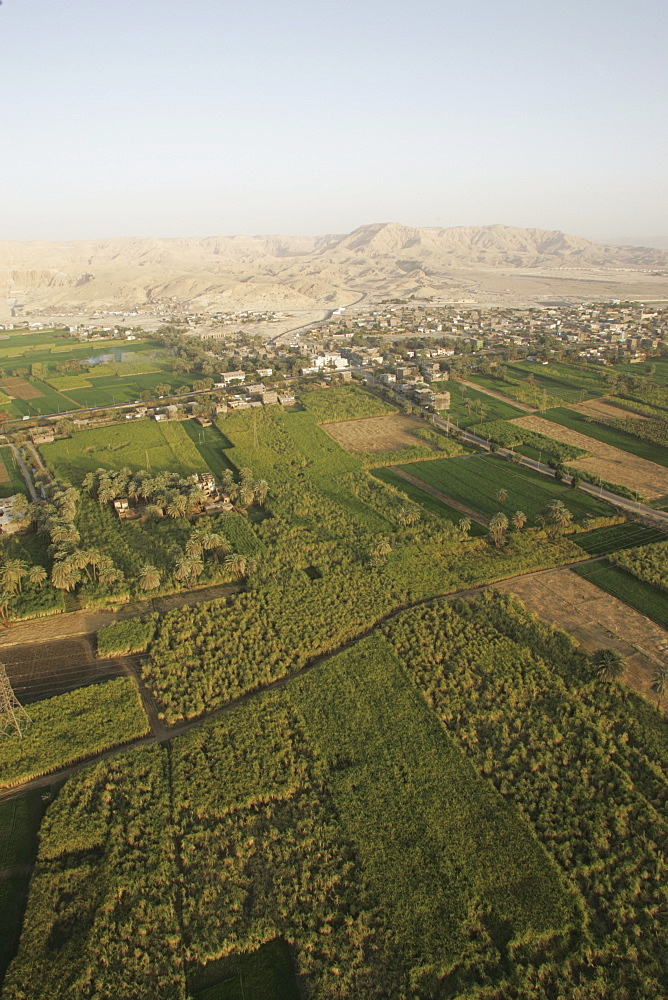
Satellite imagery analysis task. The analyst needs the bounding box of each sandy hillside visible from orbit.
[2,223,668,321]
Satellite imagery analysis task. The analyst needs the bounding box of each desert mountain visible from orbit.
[1,223,667,320]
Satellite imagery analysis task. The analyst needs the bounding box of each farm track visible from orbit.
[0,553,609,804]
[387,466,489,525]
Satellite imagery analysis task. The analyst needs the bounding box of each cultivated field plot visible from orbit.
[41,418,207,482]
[0,377,43,400]
[567,398,648,422]
[2,636,125,704]
[396,453,613,522]
[539,406,668,468]
[510,414,668,498]
[445,382,527,428]
[322,413,437,453]
[570,521,667,556]
[371,466,487,534]
[496,568,668,702]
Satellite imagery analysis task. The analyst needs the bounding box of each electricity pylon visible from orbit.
[0,662,32,738]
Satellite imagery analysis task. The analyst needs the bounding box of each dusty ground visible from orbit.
[2,637,125,704]
[510,414,668,498]
[497,568,668,702]
[0,458,9,484]
[322,414,433,454]
[567,399,648,421]
[0,377,43,400]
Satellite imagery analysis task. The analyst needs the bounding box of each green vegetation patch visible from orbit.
[0,790,48,989]
[371,466,487,535]
[181,419,236,478]
[609,538,668,591]
[301,384,396,422]
[0,677,149,788]
[446,383,527,429]
[570,522,668,556]
[42,418,206,482]
[397,454,612,522]
[572,560,668,630]
[97,613,159,657]
[476,419,589,463]
[291,635,574,967]
[541,407,668,468]
[0,446,28,498]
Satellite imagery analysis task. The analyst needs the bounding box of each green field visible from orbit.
[181,419,236,478]
[42,418,208,482]
[570,521,667,556]
[572,560,668,629]
[396,453,613,522]
[371,465,487,534]
[0,446,28,498]
[0,790,49,989]
[0,677,149,788]
[504,361,611,401]
[291,635,574,966]
[445,381,528,428]
[540,407,668,468]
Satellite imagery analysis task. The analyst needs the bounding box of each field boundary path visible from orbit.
[387,466,489,525]
[9,445,38,502]
[0,553,610,804]
[0,582,241,650]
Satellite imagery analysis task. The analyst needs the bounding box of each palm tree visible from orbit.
[0,558,28,594]
[592,648,626,683]
[496,488,508,504]
[27,565,47,588]
[650,665,668,709]
[50,560,80,592]
[488,512,509,547]
[223,553,247,579]
[546,499,573,534]
[512,510,527,532]
[239,467,253,484]
[253,479,269,505]
[458,517,472,536]
[398,506,420,527]
[238,485,255,508]
[81,471,97,497]
[138,562,161,591]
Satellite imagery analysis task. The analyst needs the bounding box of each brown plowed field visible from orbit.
[2,637,125,703]
[0,377,43,400]
[322,414,434,453]
[496,568,668,702]
[0,458,9,484]
[567,399,648,421]
[510,414,668,498]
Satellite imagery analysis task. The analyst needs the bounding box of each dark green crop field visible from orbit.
[371,465,487,534]
[570,521,667,556]
[396,453,613,522]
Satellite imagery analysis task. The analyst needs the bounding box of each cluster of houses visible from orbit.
[112,472,234,522]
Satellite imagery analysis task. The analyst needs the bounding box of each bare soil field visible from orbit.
[496,568,668,702]
[0,458,9,484]
[566,399,648,421]
[2,637,125,704]
[322,414,433,453]
[510,414,668,498]
[0,377,43,400]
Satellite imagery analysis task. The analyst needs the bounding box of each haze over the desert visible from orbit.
[1,0,666,244]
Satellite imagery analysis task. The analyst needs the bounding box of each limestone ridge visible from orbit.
[1,223,667,317]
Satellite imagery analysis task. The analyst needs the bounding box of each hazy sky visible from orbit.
[1,0,666,241]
